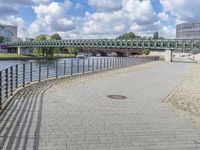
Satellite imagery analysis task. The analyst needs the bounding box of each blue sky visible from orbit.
[0,0,199,39]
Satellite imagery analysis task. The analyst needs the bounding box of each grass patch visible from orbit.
[0,53,32,58]
[0,53,75,59]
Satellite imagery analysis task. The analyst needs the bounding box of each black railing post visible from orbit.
[96,59,99,71]
[88,59,90,72]
[47,64,49,78]
[107,58,109,69]
[92,59,95,72]
[83,59,85,74]
[104,58,106,69]
[39,63,41,82]
[30,62,33,82]
[113,58,114,68]
[110,58,112,68]
[10,66,13,96]
[64,60,66,75]
[71,60,73,76]
[15,65,18,88]
[0,71,2,110]
[5,69,8,98]
[56,61,58,78]
[23,64,25,87]
[117,58,119,67]
[100,58,102,71]
[77,59,79,73]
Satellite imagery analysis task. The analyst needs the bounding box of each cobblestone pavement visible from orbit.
[165,63,200,117]
[1,61,200,150]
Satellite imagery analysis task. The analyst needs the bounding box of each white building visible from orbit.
[176,23,200,39]
[0,24,17,42]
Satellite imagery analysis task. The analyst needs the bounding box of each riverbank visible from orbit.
[165,63,200,118]
[0,53,75,60]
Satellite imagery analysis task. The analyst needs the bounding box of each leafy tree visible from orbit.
[116,32,141,40]
[36,34,47,41]
[50,33,62,40]
[34,34,48,56]
[0,36,5,43]
[68,47,83,55]
[142,49,150,55]
[50,33,62,56]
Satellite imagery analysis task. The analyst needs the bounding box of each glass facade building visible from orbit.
[0,24,17,42]
[176,23,200,39]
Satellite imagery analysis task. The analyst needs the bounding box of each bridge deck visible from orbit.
[1,61,200,150]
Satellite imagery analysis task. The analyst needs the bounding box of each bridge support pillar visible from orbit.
[17,47,22,54]
[126,51,129,57]
[165,50,173,62]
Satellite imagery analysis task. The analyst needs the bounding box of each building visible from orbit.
[153,32,159,39]
[25,38,34,42]
[0,24,17,42]
[176,23,200,39]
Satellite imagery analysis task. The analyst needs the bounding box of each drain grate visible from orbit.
[107,95,127,100]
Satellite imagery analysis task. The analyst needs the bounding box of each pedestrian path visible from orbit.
[1,61,200,150]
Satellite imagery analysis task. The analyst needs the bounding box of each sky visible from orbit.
[0,0,199,39]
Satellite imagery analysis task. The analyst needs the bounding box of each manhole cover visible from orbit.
[107,95,127,100]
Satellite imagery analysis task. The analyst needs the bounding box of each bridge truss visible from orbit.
[6,39,200,53]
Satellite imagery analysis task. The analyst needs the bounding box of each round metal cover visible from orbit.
[107,95,127,100]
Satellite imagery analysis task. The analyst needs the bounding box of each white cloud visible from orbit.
[82,0,162,38]
[88,0,122,11]
[29,0,75,37]
[160,0,200,23]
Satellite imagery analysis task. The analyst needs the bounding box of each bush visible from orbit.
[142,49,150,55]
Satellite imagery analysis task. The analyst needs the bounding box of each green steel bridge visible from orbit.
[6,39,200,53]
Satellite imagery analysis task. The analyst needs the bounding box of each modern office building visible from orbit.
[176,23,200,39]
[0,24,17,42]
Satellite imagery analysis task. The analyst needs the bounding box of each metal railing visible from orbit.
[0,56,158,110]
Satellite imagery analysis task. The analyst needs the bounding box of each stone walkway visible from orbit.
[1,61,200,150]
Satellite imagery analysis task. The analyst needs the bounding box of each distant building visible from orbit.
[153,32,159,39]
[25,38,34,42]
[176,23,200,39]
[0,24,17,42]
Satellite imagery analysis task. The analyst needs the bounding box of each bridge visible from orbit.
[5,38,200,57]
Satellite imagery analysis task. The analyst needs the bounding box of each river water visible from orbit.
[0,57,148,71]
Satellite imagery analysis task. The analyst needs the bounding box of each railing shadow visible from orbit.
[0,80,55,150]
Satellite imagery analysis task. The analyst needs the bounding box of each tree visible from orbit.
[0,36,5,44]
[68,47,83,55]
[50,33,62,56]
[34,34,48,56]
[116,32,141,40]
[36,34,47,41]
[50,33,62,40]
[142,49,150,55]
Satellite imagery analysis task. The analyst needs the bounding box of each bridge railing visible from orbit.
[0,56,159,110]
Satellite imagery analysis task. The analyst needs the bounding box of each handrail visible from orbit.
[0,56,159,110]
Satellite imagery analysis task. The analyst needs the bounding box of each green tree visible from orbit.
[50,33,62,56]
[50,33,62,40]
[0,36,5,44]
[68,47,83,55]
[116,32,141,40]
[142,49,150,55]
[34,34,48,56]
